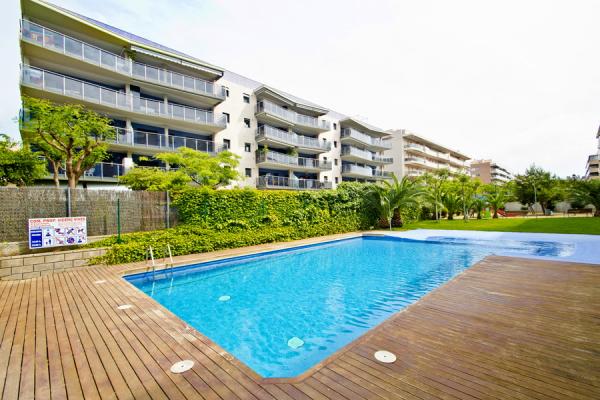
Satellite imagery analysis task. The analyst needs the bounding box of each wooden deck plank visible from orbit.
[0,240,598,400]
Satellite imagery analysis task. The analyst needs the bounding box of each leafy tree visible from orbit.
[21,96,115,188]
[569,179,600,217]
[422,169,449,222]
[0,134,47,186]
[156,147,240,188]
[119,168,191,191]
[441,191,461,220]
[484,184,508,218]
[512,165,564,214]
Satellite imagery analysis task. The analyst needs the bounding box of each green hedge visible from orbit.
[92,183,377,264]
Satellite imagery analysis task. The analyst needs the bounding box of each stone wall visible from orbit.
[0,248,107,281]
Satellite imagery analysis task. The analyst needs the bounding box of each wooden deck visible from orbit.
[0,242,598,399]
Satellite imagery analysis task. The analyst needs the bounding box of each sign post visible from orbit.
[28,217,88,249]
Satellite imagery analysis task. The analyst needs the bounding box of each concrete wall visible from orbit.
[0,248,106,281]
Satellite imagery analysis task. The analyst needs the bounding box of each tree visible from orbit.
[368,175,424,229]
[484,184,508,218]
[512,165,564,214]
[119,168,191,191]
[441,191,461,220]
[470,196,487,219]
[156,147,240,188]
[0,134,47,186]
[21,96,115,188]
[422,169,449,222]
[569,179,600,217]
[457,174,480,221]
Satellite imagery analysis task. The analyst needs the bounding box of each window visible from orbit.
[323,176,328,181]
[335,177,339,184]
[243,94,250,103]
[333,123,337,130]
[223,139,231,149]
[334,159,338,166]
[223,87,230,97]
[244,118,251,128]
[245,168,252,177]
[244,142,251,152]
[222,112,230,123]
[334,141,338,148]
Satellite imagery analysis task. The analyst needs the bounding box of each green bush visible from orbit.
[92,183,377,265]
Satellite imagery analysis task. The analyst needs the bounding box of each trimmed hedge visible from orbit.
[92,183,377,264]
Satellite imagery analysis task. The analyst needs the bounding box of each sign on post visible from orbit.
[28,217,87,249]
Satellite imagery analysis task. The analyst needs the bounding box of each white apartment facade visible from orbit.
[19,0,394,190]
[584,126,599,180]
[384,129,470,178]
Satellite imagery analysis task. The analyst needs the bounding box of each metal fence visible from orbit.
[0,187,177,242]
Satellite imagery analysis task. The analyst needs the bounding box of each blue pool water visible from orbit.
[125,236,572,378]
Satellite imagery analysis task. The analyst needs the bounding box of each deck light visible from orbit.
[374,350,396,363]
[170,360,194,373]
[117,304,133,310]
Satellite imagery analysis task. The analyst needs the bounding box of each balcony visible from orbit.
[256,151,331,172]
[406,169,425,177]
[256,176,332,190]
[341,164,392,180]
[20,20,225,105]
[340,128,391,151]
[21,66,226,132]
[47,161,124,182]
[404,156,439,169]
[255,100,330,134]
[341,146,393,165]
[109,127,222,154]
[256,125,330,154]
[404,143,449,161]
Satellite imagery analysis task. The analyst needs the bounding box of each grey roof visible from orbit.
[43,1,224,73]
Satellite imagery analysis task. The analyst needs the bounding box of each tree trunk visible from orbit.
[391,209,403,227]
[448,213,454,221]
[493,209,499,219]
[51,161,60,188]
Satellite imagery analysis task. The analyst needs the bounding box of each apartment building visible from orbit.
[384,129,470,178]
[584,126,599,180]
[18,0,393,190]
[470,159,512,184]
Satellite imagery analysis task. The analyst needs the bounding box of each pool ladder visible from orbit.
[146,244,174,278]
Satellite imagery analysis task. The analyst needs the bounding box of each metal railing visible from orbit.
[256,176,332,190]
[109,127,221,153]
[47,161,124,180]
[256,151,331,170]
[256,125,331,151]
[340,128,391,149]
[20,19,224,99]
[256,100,330,130]
[21,66,226,128]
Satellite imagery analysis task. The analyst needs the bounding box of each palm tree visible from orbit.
[486,187,507,219]
[470,196,488,219]
[368,175,424,229]
[386,175,426,227]
[442,192,461,220]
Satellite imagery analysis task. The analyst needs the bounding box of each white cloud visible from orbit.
[3,0,599,176]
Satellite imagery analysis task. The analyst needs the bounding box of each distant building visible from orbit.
[384,130,470,179]
[584,126,600,180]
[470,159,512,184]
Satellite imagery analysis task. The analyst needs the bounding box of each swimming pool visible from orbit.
[125,235,574,378]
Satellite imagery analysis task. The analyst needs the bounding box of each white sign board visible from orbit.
[28,217,87,249]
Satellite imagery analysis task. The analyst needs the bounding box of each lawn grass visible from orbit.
[396,217,600,235]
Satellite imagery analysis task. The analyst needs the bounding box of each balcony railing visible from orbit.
[341,164,375,176]
[21,66,226,128]
[256,151,331,170]
[47,161,123,180]
[256,100,330,130]
[341,128,391,149]
[20,20,225,99]
[256,125,331,151]
[256,176,332,190]
[404,143,450,160]
[109,127,221,153]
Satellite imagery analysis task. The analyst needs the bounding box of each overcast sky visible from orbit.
[2,0,599,177]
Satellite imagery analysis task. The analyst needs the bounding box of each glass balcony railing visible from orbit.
[341,146,393,164]
[256,100,331,130]
[256,151,331,170]
[341,164,374,176]
[256,125,331,151]
[340,128,391,149]
[20,20,225,99]
[21,66,226,128]
[256,176,332,190]
[109,127,221,153]
[46,160,123,180]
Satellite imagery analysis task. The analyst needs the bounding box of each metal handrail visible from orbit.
[20,19,224,98]
[21,66,226,127]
